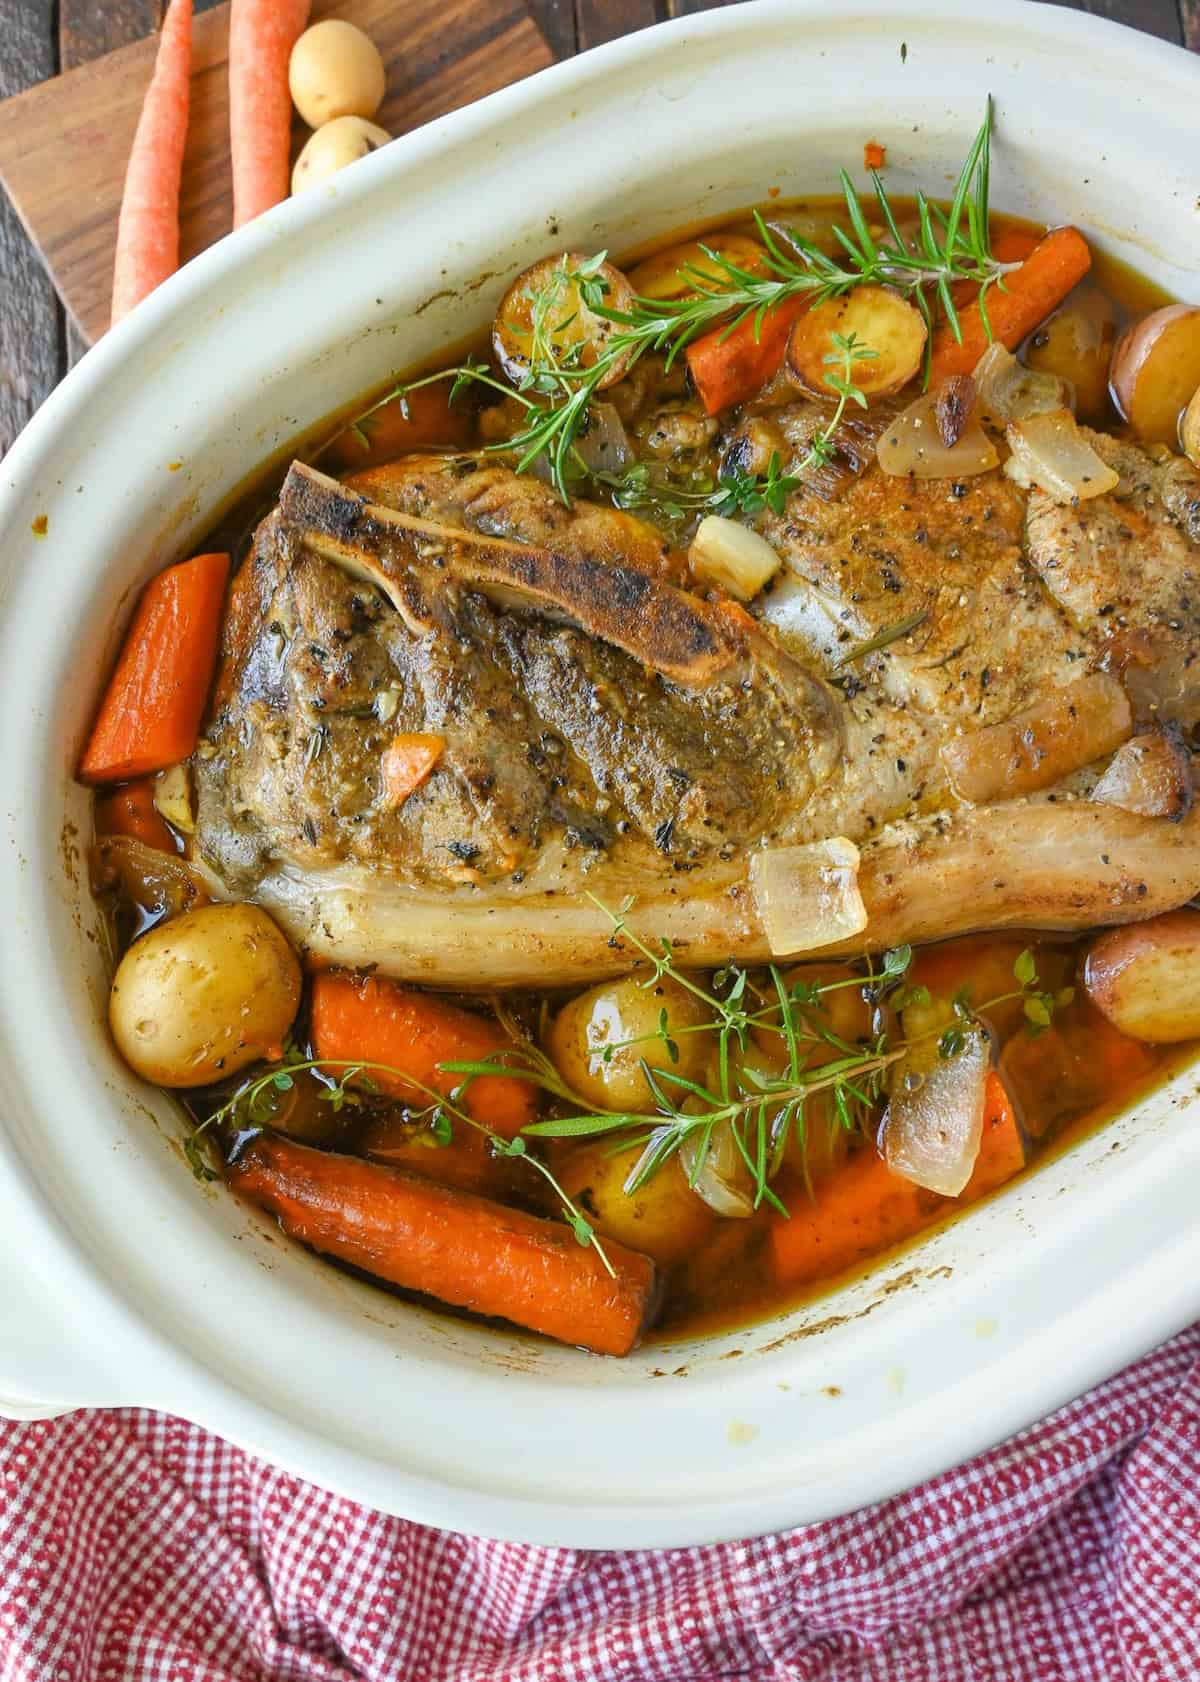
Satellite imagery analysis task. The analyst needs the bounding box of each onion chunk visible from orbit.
[748,837,866,956]
[1091,726,1194,823]
[1003,409,1119,503]
[689,516,781,601]
[680,1122,756,1218]
[885,1027,990,1197]
[877,388,998,480]
[974,342,1072,426]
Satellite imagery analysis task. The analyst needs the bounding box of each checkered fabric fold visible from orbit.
[2,1324,1197,1681]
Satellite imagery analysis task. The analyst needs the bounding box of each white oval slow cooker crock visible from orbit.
[1,0,1198,1548]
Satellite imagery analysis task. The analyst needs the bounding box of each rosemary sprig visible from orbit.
[834,608,930,669]
[372,103,1007,502]
[183,1049,616,1276]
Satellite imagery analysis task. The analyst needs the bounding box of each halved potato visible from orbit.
[493,253,635,391]
[1109,303,1200,444]
[1082,910,1200,1043]
[628,233,768,302]
[1023,285,1118,423]
[556,1142,713,1266]
[787,286,926,399]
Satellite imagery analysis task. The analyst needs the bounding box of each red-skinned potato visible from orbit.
[1109,304,1200,445]
[1082,910,1200,1043]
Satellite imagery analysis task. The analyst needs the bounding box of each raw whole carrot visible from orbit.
[929,225,1092,382]
[380,733,444,810]
[79,552,230,785]
[309,971,538,1139]
[111,0,193,325]
[229,1135,659,1356]
[229,0,310,227]
[94,777,179,854]
[771,1069,1027,1286]
[686,296,808,415]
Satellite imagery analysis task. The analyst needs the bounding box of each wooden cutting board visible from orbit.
[0,0,553,346]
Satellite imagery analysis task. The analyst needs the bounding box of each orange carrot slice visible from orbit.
[229,0,311,227]
[79,552,230,785]
[111,0,193,325]
[961,1071,1026,1199]
[930,225,1092,382]
[230,1135,658,1356]
[380,733,445,810]
[326,382,477,470]
[771,1070,1028,1286]
[309,971,539,1139]
[770,1150,939,1286]
[94,777,179,854]
[685,296,808,415]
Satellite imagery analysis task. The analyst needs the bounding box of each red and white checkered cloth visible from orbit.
[2,1323,1198,1681]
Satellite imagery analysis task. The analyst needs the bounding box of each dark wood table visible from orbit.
[0,0,1196,457]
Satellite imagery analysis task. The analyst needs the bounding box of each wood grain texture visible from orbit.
[575,0,658,50]
[60,0,161,65]
[1048,0,1181,38]
[0,0,553,345]
[666,0,743,13]
[0,0,60,458]
[533,0,576,57]
[58,0,162,367]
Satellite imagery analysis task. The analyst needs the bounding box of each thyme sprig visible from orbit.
[183,1048,616,1276]
[366,103,1006,502]
[442,899,1068,1216]
[186,899,1069,1249]
[591,449,800,536]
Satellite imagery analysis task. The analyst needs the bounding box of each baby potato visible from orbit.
[627,233,768,302]
[548,974,714,1112]
[1082,910,1200,1043]
[787,286,926,399]
[109,903,302,1087]
[1023,286,1118,423]
[289,20,386,129]
[1110,303,1200,445]
[292,116,391,196]
[493,254,635,392]
[557,1142,713,1266]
